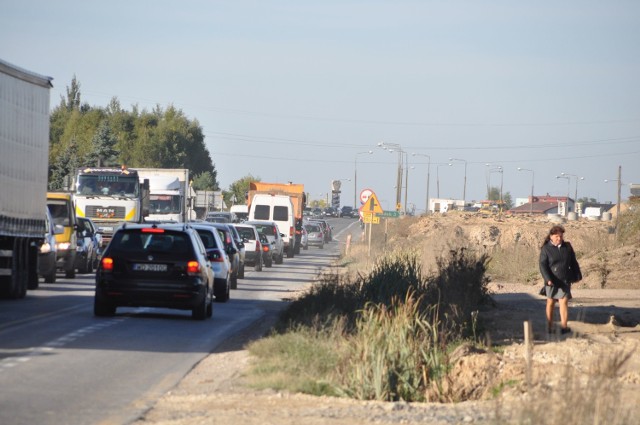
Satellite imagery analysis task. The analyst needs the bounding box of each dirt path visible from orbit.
[134,283,640,425]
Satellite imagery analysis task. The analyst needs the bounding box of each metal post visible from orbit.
[518,167,534,214]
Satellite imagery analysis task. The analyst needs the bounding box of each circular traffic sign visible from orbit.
[360,188,374,205]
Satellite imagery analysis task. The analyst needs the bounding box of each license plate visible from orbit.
[133,263,168,272]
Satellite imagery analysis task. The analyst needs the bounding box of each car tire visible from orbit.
[65,268,75,279]
[303,244,308,250]
[255,257,262,271]
[43,271,56,284]
[78,258,88,274]
[265,258,273,267]
[230,272,238,289]
[192,292,208,320]
[287,247,294,258]
[94,291,116,316]
[319,242,324,249]
[276,251,284,264]
[214,278,230,302]
[207,290,214,317]
[238,262,245,278]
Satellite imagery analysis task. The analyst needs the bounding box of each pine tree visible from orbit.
[85,120,118,167]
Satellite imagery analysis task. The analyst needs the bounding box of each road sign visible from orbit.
[378,210,400,218]
[362,212,380,224]
[396,202,402,211]
[360,188,374,205]
[365,193,384,215]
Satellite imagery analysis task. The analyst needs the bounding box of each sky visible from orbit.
[2,0,639,213]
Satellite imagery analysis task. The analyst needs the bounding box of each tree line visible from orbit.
[48,76,219,191]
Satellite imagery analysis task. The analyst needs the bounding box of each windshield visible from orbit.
[149,194,181,214]
[76,175,140,197]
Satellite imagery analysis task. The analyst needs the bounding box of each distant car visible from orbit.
[227,224,246,278]
[205,211,238,223]
[258,233,273,267]
[75,217,101,274]
[191,224,231,302]
[300,226,309,250]
[308,219,332,243]
[234,224,263,271]
[203,222,242,289]
[340,206,355,218]
[323,207,338,217]
[38,207,63,284]
[304,222,324,249]
[312,208,323,218]
[244,220,285,265]
[94,223,215,320]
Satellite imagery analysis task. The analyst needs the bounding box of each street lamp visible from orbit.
[378,142,405,211]
[556,175,571,215]
[436,163,452,198]
[449,157,467,202]
[560,172,585,204]
[488,165,504,212]
[605,165,623,235]
[517,167,535,214]
[412,153,431,214]
[354,150,373,207]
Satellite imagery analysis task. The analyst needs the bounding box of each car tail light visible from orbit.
[186,261,200,275]
[289,226,294,238]
[255,241,261,252]
[141,228,165,233]
[209,249,225,263]
[102,257,114,271]
[262,245,270,253]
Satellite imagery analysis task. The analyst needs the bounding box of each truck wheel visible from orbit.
[44,272,56,284]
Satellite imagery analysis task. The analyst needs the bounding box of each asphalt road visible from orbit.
[0,218,362,425]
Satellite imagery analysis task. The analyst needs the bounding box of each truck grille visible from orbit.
[85,206,127,220]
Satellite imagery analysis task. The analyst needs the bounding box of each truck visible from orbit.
[0,59,53,298]
[72,166,149,247]
[247,182,306,255]
[134,168,195,223]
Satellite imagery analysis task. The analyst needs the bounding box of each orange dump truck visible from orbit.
[247,182,306,254]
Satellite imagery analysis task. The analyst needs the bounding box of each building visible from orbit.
[507,195,574,216]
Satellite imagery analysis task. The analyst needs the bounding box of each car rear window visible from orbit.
[306,224,321,232]
[236,227,255,240]
[111,230,193,257]
[195,229,220,249]
[273,206,289,221]
[252,224,275,236]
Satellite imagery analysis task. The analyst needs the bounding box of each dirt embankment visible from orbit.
[136,214,640,425]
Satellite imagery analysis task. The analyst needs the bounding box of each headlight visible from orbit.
[57,242,71,250]
[40,242,52,254]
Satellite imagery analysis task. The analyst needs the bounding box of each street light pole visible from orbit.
[556,175,571,215]
[449,157,467,202]
[412,153,431,214]
[354,150,373,207]
[518,167,535,215]
[436,163,452,198]
[560,172,585,206]
[605,165,623,236]
[378,142,405,211]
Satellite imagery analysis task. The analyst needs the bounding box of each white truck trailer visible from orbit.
[135,168,195,223]
[0,59,53,298]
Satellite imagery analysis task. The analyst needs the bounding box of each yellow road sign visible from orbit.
[362,212,380,224]
[365,193,384,215]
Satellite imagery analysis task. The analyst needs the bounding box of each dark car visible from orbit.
[340,206,356,218]
[94,223,215,320]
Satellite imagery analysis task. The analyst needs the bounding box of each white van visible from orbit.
[229,204,249,222]
[248,194,296,257]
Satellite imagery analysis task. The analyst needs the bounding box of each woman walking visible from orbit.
[539,225,582,334]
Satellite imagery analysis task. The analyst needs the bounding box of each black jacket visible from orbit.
[539,241,582,287]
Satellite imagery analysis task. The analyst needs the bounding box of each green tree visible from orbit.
[49,138,79,190]
[227,174,261,206]
[192,171,217,191]
[84,120,118,167]
[487,186,513,210]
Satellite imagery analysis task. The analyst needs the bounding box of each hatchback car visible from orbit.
[234,224,263,271]
[191,224,231,302]
[75,217,101,274]
[94,223,214,320]
[304,222,324,249]
[244,220,285,265]
[308,219,332,243]
[204,222,241,289]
